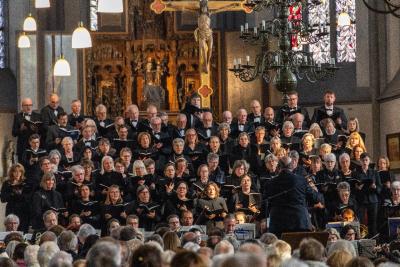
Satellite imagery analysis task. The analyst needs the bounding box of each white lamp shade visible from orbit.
[337,12,351,27]
[35,0,50,8]
[18,34,31,48]
[72,24,92,48]
[54,55,71,76]
[23,15,37,31]
[98,0,123,13]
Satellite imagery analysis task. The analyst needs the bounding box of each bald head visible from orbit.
[49,94,60,109]
[250,100,262,116]
[21,98,33,113]
[264,107,274,122]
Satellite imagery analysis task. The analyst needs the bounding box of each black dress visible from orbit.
[31,188,65,230]
[69,199,100,228]
[0,181,31,231]
[125,200,161,231]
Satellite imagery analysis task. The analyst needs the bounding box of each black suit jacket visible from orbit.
[230,121,255,139]
[248,113,265,128]
[68,113,86,129]
[40,105,65,130]
[312,106,348,130]
[169,126,187,140]
[46,124,74,150]
[93,118,114,138]
[196,123,219,143]
[12,111,42,159]
[276,105,311,127]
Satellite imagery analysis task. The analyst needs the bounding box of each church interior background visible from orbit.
[0,0,400,227]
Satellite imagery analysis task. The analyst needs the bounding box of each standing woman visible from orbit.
[164,181,194,218]
[231,175,261,222]
[126,185,161,231]
[100,185,126,233]
[31,172,66,230]
[377,156,393,201]
[184,128,208,172]
[196,182,228,229]
[217,123,234,157]
[0,163,30,231]
[345,117,366,143]
[60,137,80,169]
[95,156,125,201]
[354,153,381,238]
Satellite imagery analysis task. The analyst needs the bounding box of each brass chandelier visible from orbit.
[229,0,340,98]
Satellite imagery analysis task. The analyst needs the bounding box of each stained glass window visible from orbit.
[90,0,98,31]
[308,0,331,64]
[303,0,356,64]
[336,0,356,62]
[0,0,7,68]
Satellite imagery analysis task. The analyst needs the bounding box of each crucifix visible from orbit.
[150,0,252,107]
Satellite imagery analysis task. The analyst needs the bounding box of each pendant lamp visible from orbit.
[18,33,31,48]
[54,34,71,76]
[23,14,37,31]
[72,22,92,48]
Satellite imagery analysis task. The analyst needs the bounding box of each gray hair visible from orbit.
[6,240,20,259]
[77,224,96,241]
[339,152,350,162]
[70,165,84,176]
[100,156,114,174]
[391,181,400,192]
[86,241,121,267]
[61,137,73,146]
[280,258,308,267]
[282,121,294,130]
[279,156,292,170]
[324,153,336,162]
[173,138,185,146]
[218,122,231,133]
[48,150,61,160]
[57,231,78,253]
[95,104,106,113]
[207,153,220,163]
[132,160,147,176]
[38,242,60,267]
[4,214,20,226]
[337,181,350,192]
[182,241,200,252]
[288,150,299,160]
[48,251,73,267]
[327,240,357,257]
[265,153,278,163]
[214,240,234,255]
[24,244,40,267]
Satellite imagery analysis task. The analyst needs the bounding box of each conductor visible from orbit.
[266,156,322,237]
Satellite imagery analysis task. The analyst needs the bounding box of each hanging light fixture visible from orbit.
[72,22,92,48]
[337,12,351,27]
[54,34,71,76]
[23,14,37,31]
[72,0,92,48]
[35,0,50,8]
[18,33,31,48]
[98,0,123,13]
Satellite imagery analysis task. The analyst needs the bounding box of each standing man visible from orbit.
[12,98,42,161]
[41,93,65,131]
[181,93,202,128]
[276,91,310,127]
[124,104,142,137]
[230,109,255,139]
[266,156,321,237]
[248,100,264,127]
[312,90,347,130]
[68,99,85,129]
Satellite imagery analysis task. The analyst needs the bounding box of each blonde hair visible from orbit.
[273,240,291,261]
[104,185,123,205]
[7,163,25,182]
[346,132,366,151]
